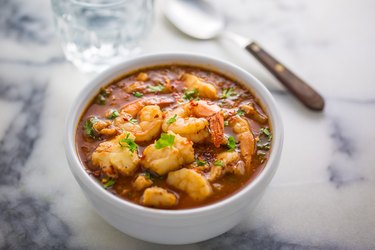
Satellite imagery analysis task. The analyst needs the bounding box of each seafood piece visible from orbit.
[141,187,178,208]
[162,100,224,147]
[92,119,117,136]
[142,132,194,175]
[120,97,175,117]
[240,103,268,124]
[167,168,212,200]
[182,73,218,99]
[92,132,140,178]
[115,105,163,142]
[209,151,240,182]
[114,97,174,143]
[229,116,255,167]
[133,174,153,191]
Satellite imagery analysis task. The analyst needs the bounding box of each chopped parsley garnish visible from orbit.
[166,114,177,124]
[144,172,153,180]
[107,109,119,119]
[103,179,115,189]
[227,136,236,150]
[133,91,143,98]
[95,88,110,105]
[95,94,106,105]
[148,84,164,92]
[155,133,175,149]
[129,118,138,124]
[196,159,206,166]
[214,160,225,167]
[83,117,99,139]
[237,109,246,116]
[256,141,271,150]
[182,88,199,100]
[260,127,272,141]
[221,88,237,99]
[119,133,138,153]
[224,120,229,127]
[257,151,267,163]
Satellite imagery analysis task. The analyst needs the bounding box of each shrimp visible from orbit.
[114,97,174,143]
[115,105,163,142]
[229,116,255,168]
[92,119,117,136]
[209,151,240,182]
[120,97,174,117]
[167,168,212,201]
[141,131,194,175]
[92,132,140,178]
[181,73,218,99]
[240,103,268,124]
[162,100,224,147]
[141,187,178,208]
[133,174,153,191]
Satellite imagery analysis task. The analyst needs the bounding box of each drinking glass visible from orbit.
[51,0,154,72]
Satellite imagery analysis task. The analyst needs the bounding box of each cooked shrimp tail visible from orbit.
[208,112,224,148]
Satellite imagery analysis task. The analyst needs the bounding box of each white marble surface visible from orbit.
[0,0,374,249]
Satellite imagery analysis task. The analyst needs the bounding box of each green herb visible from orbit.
[95,94,106,105]
[95,88,110,105]
[257,151,267,163]
[129,118,138,124]
[237,109,246,116]
[107,109,119,119]
[257,151,266,156]
[132,91,143,98]
[227,136,236,150]
[103,179,115,189]
[224,120,229,127]
[182,88,199,100]
[221,88,237,99]
[196,159,206,166]
[214,160,225,167]
[256,141,271,150]
[155,133,175,149]
[148,84,164,92]
[166,114,177,124]
[260,127,272,141]
[83,117,99,139]
[119,133,138,153]
[144,172,153,180]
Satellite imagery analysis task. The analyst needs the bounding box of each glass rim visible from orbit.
[66,0,135,8]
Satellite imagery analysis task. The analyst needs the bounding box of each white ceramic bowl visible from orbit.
[64,53,283,245]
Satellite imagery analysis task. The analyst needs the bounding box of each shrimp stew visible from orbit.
[76,65,273,209]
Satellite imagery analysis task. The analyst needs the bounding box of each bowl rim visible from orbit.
[64,52,283,216]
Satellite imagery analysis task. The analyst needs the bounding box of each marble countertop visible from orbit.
[1,0,374,249]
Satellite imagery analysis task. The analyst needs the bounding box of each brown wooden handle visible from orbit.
[246,41,324,111]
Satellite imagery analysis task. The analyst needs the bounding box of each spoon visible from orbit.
[164,0,325,111]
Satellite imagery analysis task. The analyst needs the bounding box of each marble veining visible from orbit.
[198,227,338,250]
[0,193,74,249]
[0,0,53,45]
[0,82,47,185]
[0,0,374,249]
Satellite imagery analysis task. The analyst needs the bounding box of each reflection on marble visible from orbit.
[0,0,374,249]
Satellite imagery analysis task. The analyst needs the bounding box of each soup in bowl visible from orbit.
[65,53,283,244]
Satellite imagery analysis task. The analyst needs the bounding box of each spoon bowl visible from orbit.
[165,0,224,40]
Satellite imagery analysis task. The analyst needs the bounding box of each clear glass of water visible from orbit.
[51,0,154,72]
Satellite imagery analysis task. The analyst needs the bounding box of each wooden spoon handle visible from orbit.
[246,41,325,111]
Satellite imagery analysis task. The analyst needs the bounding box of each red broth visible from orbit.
[76,65,272,209]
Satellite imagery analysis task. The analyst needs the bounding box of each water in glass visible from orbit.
[51,0,153,72]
